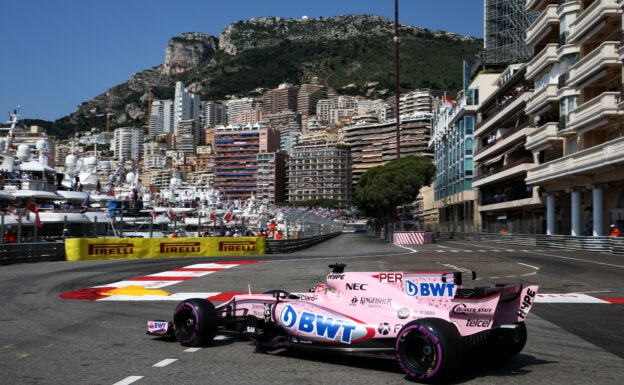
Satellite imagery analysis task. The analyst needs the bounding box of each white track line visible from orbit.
[395,244,418,253]
[520,250,624,268]
[112,376,143,385]
[184,348,201,353]
[153,358,177,368]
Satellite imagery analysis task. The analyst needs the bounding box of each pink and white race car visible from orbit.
[147,264,538,381]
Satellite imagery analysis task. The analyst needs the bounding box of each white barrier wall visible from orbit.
[393,232,433,245]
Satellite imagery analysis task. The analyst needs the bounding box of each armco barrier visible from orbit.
[1,242,66,265]
[65,237,266,260]
[434,232,624,255]
[266,232,342,254]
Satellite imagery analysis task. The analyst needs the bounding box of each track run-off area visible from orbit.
[1,233,622,385]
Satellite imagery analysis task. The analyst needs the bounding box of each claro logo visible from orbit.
[88,243,134,255]
[218,241,256,252]
[160,242,201,253]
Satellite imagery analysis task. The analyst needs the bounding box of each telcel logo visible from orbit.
[279,304,360,343]
[88,243,134,255]
[405,281,455,297]
[218,241,256,252]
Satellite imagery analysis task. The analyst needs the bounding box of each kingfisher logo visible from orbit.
[405,280,455,297]
[88,243,134,255]
[219,241,256,252]
[160,242,201,253]
[278,304,371,344]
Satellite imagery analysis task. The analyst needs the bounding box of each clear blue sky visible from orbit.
[0,0,484,121]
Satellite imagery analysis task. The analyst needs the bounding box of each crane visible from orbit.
[86,112,115,142]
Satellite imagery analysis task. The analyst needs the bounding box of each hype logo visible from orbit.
[279,304,368,344]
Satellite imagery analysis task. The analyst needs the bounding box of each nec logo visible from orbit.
[345,283,367,290]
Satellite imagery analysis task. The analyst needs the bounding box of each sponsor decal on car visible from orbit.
[345,283,367,290]
[451,303,493,315]
[278,304,372,344]
[327,273,345,280]
[465,319,491,327]
[405,280,455,297]
[159,242,201,253]
[378,273,403,283]
[517,288,536,319]
[218,241,256,252]
[378,323,391,335]
[397,308,410,319]
[88,243,134,255]
[300,294,318,302]
[359,297,392,307]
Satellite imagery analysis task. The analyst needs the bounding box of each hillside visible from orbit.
[45,15,482,139]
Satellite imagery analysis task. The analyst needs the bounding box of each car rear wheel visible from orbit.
[395,318,462,382]
[173,298,217,347]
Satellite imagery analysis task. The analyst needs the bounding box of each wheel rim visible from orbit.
[175,304,197,339]
[404,334,436,372]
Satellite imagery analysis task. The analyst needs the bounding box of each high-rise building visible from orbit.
[297,77,328,116]
[174,81,200,135]
[285,143,352,207]
[227,98,255,123]
[263,83,299,114]
[150,100,174,137]
[200,101,227,129]
[523,0,624,236]
[257,152,288,204]
[213,124,281,201]
[113,127,144,161]
[177,120,203,154]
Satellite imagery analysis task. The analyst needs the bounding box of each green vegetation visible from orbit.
[353,155,435,220]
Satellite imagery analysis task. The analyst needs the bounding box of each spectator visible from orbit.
[4,226,17,243]
[610,225,620,237]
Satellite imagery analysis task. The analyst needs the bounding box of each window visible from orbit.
[465,138,473,155]
[465,116,474,135]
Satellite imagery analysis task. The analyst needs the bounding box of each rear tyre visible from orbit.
[395,318,463,382]
[173,298,217,347]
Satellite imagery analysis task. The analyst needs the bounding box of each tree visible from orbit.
[353,156,435,220]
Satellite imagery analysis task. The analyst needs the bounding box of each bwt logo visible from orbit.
[160,242,201,253]
[218,241,256,252]
[405,281,455,297]
[279,304,362,344]
[88,243,134,255]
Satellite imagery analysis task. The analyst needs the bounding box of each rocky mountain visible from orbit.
[48,14,482,139]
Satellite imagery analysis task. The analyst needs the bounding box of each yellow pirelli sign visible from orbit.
[65,237,266,261]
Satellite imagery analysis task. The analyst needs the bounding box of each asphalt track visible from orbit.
[0,233,623,384]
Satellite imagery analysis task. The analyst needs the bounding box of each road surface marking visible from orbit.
[536,294,610,303]
[395,244,418,253]
[112,376,143,385]
[153,359,177,368]
[520,250,624,268]
[184,348,201,353]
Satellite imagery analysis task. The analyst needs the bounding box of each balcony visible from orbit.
[567,92,621,133]
[526,4,559,47]
[526,135,624,184]
[567,41,621,88]
[475,127,535,162]
[526,44,559,81]
[525,122,561,151]
[568,0,621,44]
[475,91,533,138]
[473,160,536,188]
[526,0,559,12]
[525,83,559,115]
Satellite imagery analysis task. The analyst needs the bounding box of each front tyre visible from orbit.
[395,318,462,382]
[173,298,217,347]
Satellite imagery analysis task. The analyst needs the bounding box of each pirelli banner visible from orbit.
[65,237,266,261]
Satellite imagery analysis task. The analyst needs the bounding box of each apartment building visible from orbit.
[227,98,255,123]
[213,124,281,201]
[150,100,174,137]
[285,143,352,207]
[173,81,200,135]
[431,74,499,232]
[200,101,227,129]
[523,0,624,236]
[400,90,436,115]
[113,127,144,162]
[472,64,543,232]
[263,83,299,114]
[177,120,203,154]
[257,152,288,204]
[343,113,433,185]
[297,77,328,116]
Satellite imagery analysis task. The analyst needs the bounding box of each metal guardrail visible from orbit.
[433,232,624,255]
[266,232,342,254]
[0,242,66,265]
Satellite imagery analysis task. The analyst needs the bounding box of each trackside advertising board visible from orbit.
[65,237,266,260]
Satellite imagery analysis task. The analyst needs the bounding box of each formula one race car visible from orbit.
[147,264,538,382]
